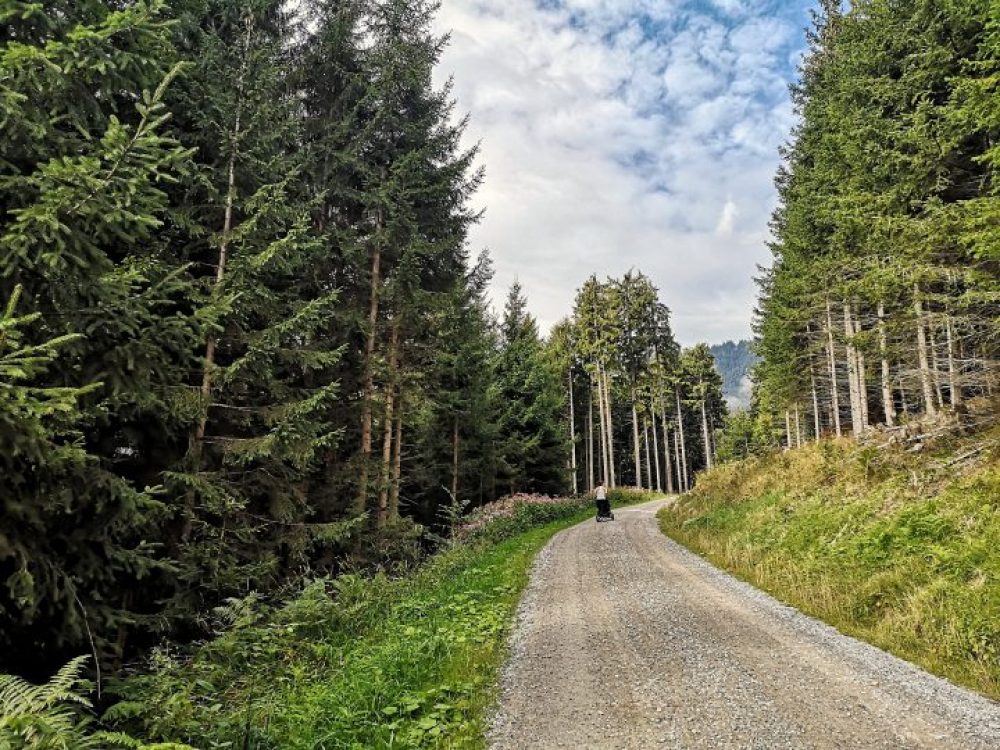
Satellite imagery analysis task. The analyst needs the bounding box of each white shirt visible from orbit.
[595,486,607,500]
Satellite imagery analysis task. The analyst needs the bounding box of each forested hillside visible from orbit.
[753,0,999,443]
[709,339,756,408]
[0,0,727,706]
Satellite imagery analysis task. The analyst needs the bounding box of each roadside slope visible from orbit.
[659,434,1000,700]
[491,499,1000,749]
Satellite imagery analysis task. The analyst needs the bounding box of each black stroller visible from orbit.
[596,496,614,522]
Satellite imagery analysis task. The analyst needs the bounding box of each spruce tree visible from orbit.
[0,0,202,671]
[491,284,566,496]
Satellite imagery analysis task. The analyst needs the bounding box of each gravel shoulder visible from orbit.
[488,499,1000,750]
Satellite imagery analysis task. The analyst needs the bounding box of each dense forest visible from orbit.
[752,0,999,447]
[0,0,725,695]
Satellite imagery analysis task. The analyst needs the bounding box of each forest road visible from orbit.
[488,498,1000,750]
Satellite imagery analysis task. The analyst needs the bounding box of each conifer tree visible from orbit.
[492,284,566,496]
[0,0,202,670]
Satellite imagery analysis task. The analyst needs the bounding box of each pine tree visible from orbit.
[491,284,567,496]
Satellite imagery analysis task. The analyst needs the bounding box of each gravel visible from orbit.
[488,500,1000,750]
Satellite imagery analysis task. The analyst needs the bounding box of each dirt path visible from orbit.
[489,499,1000,750]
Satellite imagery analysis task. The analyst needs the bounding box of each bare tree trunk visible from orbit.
[596,368,609,485]
[794,403,803,448]
[377,319,400,527]
[810,365,821,441]
[451,416,459,503]
[651,408,662,492]
[631,398,642,489]
[642,418,652,490]
[389,389,403,520]
[825,299,843,437]
[595,372,607,486]
[946,313,960,406]
[676,389,689,490]
[914,285,937,417]
[930,323,945,409]
[878,301,896,427]
[785,409,793,450]
[844,303,863,437]
[358,208,384,515]
[602,367,617,488]
[700,385,713,471]
[661,401,675,494]
[568,370,578,495]
[587,383,595,491]
[853,305,869,428]
[672,420,682,493]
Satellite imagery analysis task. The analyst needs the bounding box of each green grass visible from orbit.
[658,434,1000,700]
[111,490,657,749]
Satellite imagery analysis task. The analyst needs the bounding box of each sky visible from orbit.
[432,0,817,346]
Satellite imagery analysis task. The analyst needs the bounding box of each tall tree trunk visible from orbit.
[946,313,960,406]
[700,384,713,472]
[596,368,608,485]
[358,208,384,514]
[914,285,937,417]
[930,323,945,409]
[810,365,821,441]
[651,408,662,492]
[794,403,802,449]
[853,304,869,428]
[844,303,863,436]
[825,298,843,437]
[672,420,682,493]
[568,370,578,495]
[451,416,460,504]
[587,382,595,491]
[595,372,607,486]
[676,389,689,491]
[377,318,400,527]
[389,389,403,520]
[784,409,793,450]
[631,398,642,489]
[642,418,652,490]
[878,300,896,427]
[194,14,254,460]
[661,401,675,494]
[602,367,617,488]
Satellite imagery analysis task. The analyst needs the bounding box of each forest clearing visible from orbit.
[2,0,1000,748]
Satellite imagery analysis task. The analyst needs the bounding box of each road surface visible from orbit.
[489,499,1000,749]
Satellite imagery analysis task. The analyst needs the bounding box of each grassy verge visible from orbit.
[110,490,657,749]
[658,433,1000,700]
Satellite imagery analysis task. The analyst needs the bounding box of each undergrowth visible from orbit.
[658,431,1000,699]
[106,489,657,749]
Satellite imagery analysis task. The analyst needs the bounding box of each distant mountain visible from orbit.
[709,340,757,410]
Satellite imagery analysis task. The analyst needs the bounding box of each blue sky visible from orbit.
[433,0,817,345]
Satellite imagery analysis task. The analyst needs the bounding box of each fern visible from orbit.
[0,658,184,750]
[0,656,100,749]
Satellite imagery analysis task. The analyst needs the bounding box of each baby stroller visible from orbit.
[596,497,614,522]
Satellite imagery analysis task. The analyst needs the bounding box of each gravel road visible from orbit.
[489,499,1000,750]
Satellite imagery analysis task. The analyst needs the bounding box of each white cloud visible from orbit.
[434,0,813,345]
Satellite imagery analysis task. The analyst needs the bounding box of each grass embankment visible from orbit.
[112,489,656,749]
[658,432,1000,699]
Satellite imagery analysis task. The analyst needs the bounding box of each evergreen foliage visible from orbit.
[754,0,1000,448]
[0,0,529,683]
[548,271,724,494]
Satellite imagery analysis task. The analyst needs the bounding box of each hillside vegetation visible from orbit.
[659,431,1000,700]
[100,490,655,749]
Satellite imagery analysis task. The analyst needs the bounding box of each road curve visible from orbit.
[488,499,1000,750]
